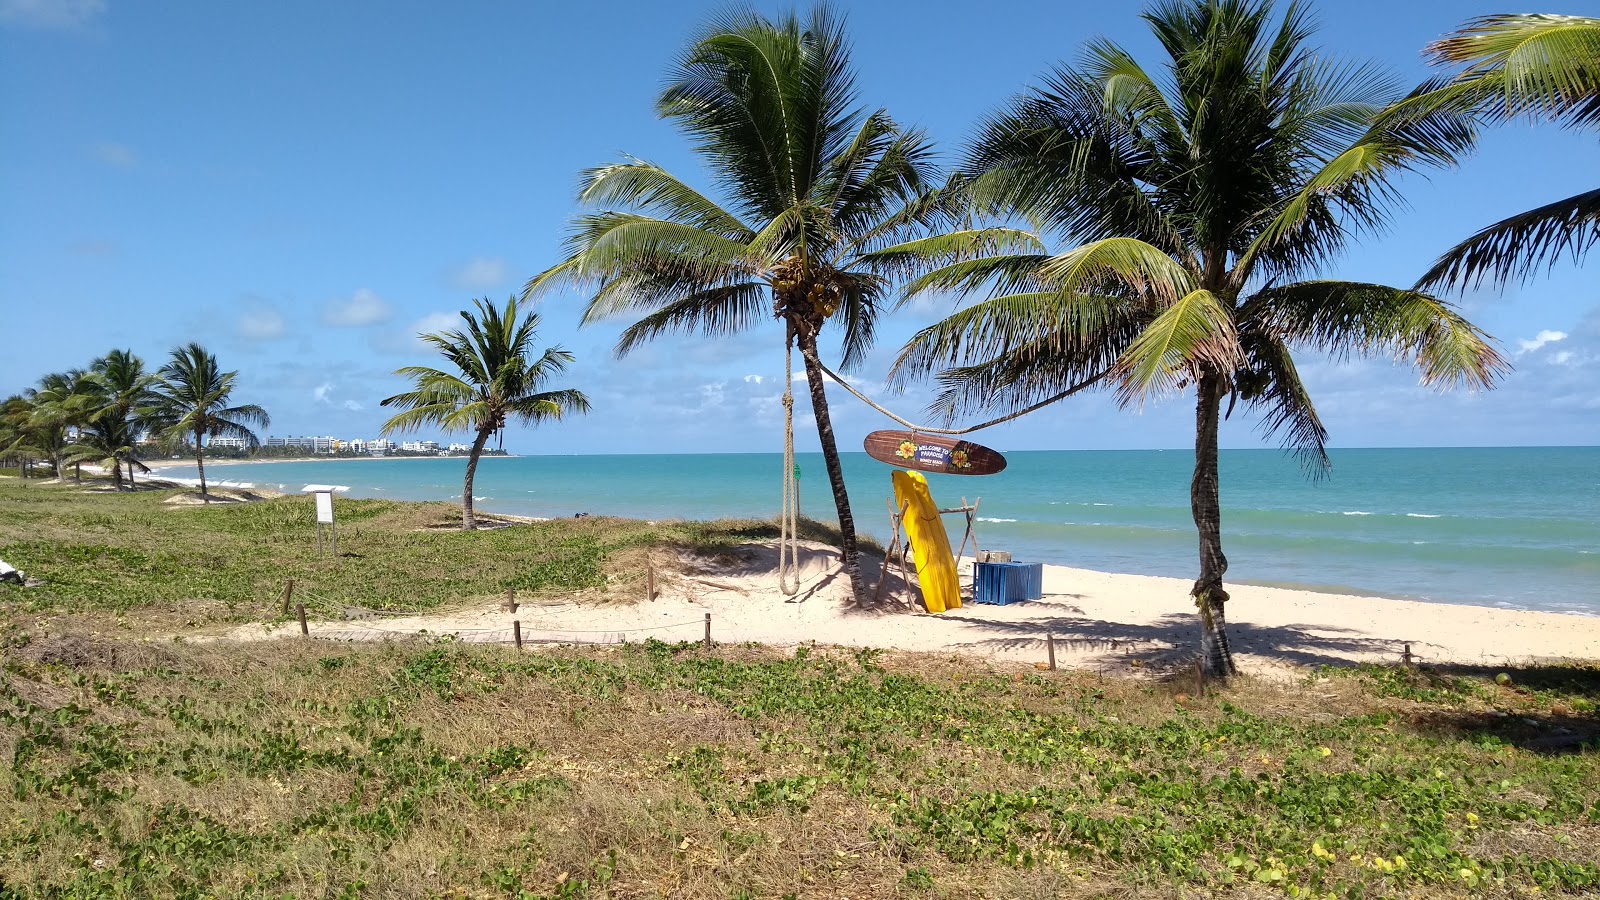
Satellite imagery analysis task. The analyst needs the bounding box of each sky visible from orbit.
[2,0,1596,456]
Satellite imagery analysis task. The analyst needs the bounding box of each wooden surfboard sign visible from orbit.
[863,430,1006,476]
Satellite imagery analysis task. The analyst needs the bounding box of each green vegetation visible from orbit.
[0,633,1595,898]
[0,480,869,627]
[878,0,1504,678]
[381,296,589,532]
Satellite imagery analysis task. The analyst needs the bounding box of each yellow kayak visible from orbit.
[892,470,961,613]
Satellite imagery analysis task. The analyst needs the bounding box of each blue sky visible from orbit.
[2,0,1595,455]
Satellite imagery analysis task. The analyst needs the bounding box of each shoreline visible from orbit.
[145,453,518,472]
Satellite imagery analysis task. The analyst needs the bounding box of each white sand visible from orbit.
[223,540,1600,676]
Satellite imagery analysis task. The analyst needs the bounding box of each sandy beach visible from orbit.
[224,539,1600,676]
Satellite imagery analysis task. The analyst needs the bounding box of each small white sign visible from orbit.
[314,491,334,525]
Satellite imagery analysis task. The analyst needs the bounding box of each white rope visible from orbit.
[795,343,1107,436]
[777,323,802,597]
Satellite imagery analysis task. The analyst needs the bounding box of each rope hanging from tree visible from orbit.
[793,343,1107,436]
[777,323,802,597]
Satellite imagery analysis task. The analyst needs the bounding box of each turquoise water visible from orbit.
[160,447,1600,615]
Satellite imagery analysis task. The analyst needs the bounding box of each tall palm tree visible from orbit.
[149,343,270,503]
[380,296,589,531]
[882,0,1506,676]
[1407,14,1600,290]
[525,6,940,605]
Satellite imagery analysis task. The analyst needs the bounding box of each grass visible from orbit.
[0,479,875,631]
[0,636,1596,898]
[1,478,1597,898]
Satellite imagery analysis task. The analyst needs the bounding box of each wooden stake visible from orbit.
[513,620,522,650]
[647,565,657,601]
[1196,658,1206,698]
[1402,642,1413,667]
[703,612,712,650]
[280,579,295,617]
[296,602,308,637]
[1047,633,1057,671]
[505,588,517,613]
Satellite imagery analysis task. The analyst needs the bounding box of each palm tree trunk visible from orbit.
[1191,370,1237,678]
[112,459,123,491]
[795,330,868,605]
[194,436,208,504]
[461,427,492,531]
[73,461,81,484]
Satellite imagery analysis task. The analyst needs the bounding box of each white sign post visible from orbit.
[313,490,336,557]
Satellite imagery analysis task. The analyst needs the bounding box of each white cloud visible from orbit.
[343,400,363,411]
[95,142,136,168]
[312,382,333,404]
[412,312,459,340]
[0,0,105,30]
[451,257,508,291]
[743,374,764,384]
[321,288,392,327]
[1517,330,1568,354]
[236,300,287,341]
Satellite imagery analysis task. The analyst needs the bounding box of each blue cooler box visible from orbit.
[972,561,1044,605]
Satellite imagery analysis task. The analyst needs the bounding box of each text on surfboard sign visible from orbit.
[862,430,1006,476]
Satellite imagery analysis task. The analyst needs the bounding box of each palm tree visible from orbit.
[27,370,103,482]
[882,0,1506,676]
[0,394,43,478]
[76,349,158,490]
[149,343,270,503]
[525,6,940,605]
[380,296,589,531]
[1406,14,1600,290]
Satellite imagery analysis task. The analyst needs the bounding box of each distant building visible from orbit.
[345,439,366,454]
[209,436,250,450]
[447,442,471,453]
[367,438,396,454]
[400,440,440,453]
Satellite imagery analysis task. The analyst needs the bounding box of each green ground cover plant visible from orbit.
[0,635,1595,898]
[1,480,1596,898]
[0,480,872,630]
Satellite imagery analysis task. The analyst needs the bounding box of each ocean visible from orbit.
[158,447,1600,616]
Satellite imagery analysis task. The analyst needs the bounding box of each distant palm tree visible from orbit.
[77,350,159,490]
[381,296,589,530]
[1408,14,1600,290]
[149,343,270,503]
[25,370,97,482]
[883,0,1506,676]
[526,6,940,604]
[0,394,44,478]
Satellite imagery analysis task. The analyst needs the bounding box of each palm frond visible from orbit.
[613,282,769,357]
[1110,289,1242,406]
[1038,238,1195,300]
[1426,14,1600,130]
[1247,280,1507,389]
[1415,186,1600,292]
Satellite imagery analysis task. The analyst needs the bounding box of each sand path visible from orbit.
[221,540,1600,676]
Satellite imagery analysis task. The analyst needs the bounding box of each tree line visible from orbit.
[1,344,269,503]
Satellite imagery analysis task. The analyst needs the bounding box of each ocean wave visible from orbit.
[1406,513,1442,518]
[1092,502,1113,506]
[1341,511,1373,516]
[976,517,1017,523]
